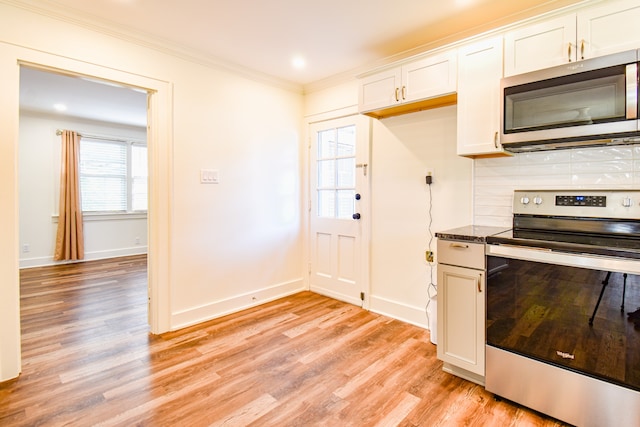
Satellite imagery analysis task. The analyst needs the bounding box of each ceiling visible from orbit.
[17,0,585,127]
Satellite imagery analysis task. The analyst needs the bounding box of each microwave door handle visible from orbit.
[626,63,637,119]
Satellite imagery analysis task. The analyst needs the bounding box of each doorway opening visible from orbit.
[18,65,151,331]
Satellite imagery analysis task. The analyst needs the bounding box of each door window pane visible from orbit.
[318,190,336,217]
[336,158,355,188]
[337,125,356,156]
[318,160,336,188]
[337,190,355,219]
[318,129,336,158]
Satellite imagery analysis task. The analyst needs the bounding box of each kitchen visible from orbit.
[2,0,640,425]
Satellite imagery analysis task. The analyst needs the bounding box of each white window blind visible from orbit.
[79,138,147,213]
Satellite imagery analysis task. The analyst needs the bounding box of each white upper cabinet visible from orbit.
[358,50,457,118]
[578,0,640,59]
[504,14,576,77]
[505,0,640,77]
[457,36,506,157]
[401,52,457,103]
[358,67,402,113]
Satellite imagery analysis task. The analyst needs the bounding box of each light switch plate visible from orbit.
[200,169,219,184]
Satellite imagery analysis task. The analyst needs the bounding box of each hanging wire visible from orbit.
[425,181,437,326]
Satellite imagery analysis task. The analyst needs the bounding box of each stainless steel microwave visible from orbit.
[500,49,640,152]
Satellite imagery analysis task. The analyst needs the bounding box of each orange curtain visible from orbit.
[54,130,84,261]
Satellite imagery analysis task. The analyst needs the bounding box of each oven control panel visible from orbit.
[556,195,606,207]
[513,189,640,219]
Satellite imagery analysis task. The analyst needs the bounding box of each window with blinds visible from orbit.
[79,138,147,213]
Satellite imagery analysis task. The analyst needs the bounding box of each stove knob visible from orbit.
[520,196,530,205]
[622,197,633,208]
[534,196,543,205]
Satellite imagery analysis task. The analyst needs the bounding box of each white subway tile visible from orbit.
[519,150,571,164]
[571,160,633,173]
[571,172,633,186]
[571,146,633,162]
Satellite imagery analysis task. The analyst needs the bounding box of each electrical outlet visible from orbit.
[425,168,434,185]
[23,244,30,253]
[135,237,140,245]
[425,250,434,263]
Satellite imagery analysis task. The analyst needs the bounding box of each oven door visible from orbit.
[485,244,640,426]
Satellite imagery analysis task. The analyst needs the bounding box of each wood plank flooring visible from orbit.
[1,255,568,426]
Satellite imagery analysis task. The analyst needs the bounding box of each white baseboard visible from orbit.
[309,285,363,307]
[368,295,429,329]
[171,278,305,331]
[19,246,148,269]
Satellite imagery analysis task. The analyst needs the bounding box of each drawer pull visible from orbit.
[478,275,482,293]
[450,243,469,249]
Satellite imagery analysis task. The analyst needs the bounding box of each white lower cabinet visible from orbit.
[436,240,485,384]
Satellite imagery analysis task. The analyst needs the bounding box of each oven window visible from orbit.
[486,256,640,392]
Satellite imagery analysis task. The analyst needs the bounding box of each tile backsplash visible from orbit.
[473,144,640,227]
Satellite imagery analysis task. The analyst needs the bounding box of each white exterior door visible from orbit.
[309,115,370,306]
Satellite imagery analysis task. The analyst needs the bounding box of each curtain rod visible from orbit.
[56,129,145,144]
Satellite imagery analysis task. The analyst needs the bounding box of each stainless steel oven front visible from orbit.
[485,244,640,427]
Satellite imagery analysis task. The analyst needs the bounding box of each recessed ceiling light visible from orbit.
[53,103,67,112]
[292,56,306,70]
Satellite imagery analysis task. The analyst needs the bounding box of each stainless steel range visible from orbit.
[485,189,640,427]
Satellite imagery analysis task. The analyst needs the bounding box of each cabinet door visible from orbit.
[437,264,485,376]
[578,0,640,59]
[402,50,457,103]
[457,37,504,157]
[358,67,401,113]
[504,14,577,77]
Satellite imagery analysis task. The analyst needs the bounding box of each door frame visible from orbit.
[305,111,372,309]
[0,42,172,381]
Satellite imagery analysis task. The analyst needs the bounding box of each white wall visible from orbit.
[0,2,304,381]
[474,145,640,226]
[369,107,472,327]
[19,112,148,268]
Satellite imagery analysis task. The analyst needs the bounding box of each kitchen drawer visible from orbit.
[437,240,485,270]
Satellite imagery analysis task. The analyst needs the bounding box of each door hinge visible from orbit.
[308,263,312,275]
[308,199,312,212]
[360,292,365,301]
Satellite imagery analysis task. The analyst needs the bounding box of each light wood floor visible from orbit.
[0,255,568,426]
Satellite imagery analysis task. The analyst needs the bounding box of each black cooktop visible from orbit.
[487,228,640,260]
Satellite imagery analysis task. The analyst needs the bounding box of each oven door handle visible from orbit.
[486,244,640,275]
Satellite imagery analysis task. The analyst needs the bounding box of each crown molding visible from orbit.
[1,0,304,94]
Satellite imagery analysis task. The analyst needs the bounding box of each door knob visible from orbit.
[352,213,361,220]
[355,193,361,200]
